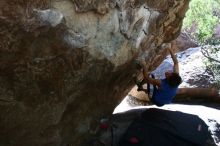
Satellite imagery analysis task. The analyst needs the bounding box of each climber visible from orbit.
[134,47,182,106]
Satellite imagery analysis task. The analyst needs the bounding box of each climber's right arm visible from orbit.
[168,47,179,74]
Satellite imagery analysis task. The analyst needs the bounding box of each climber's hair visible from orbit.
[167,73,182,87]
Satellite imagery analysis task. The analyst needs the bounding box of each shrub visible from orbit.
[183,0,220,88]
[182,0,220,44]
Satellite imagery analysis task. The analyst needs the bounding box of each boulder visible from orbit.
[0,0,189,145]
[172,32,198,52]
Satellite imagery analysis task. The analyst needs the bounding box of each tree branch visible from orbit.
[201,47,220,63]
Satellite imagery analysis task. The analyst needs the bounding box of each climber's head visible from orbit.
[165,71,182,87]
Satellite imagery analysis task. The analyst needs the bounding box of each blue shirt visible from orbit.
[153,79,178,105]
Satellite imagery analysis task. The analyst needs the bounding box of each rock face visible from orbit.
[0,0,189,146]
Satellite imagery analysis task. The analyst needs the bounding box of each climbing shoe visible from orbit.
[133,76,143,91]
[134,60,142,70]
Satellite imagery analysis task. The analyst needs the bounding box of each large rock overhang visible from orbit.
[0,0,189,146]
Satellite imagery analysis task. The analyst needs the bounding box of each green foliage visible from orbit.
[207,63,220,89]
[183,0,220,88]
[183,0,220,43]
[202,46,220,89]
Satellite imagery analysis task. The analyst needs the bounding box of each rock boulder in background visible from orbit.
[172,32,198,52]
